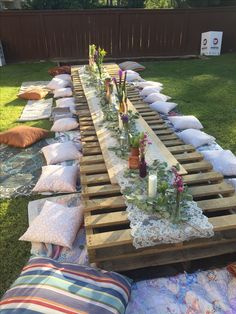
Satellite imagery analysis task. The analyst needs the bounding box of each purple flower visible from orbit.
[121,114,129,123]
[118,69,123,80]
[112,77,117,84]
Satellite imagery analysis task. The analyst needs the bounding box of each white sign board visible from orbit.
[0,41,6,66]
[200,31,223,56]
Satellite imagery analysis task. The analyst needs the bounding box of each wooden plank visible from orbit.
[150,124,168,130]
[80,155,104,165]
[83,147,102,155]
[86,173,110,185]
[183,172,223,185]
[154,129,174,135]
[84,195,125,212]
[197,195,236,212]
[81,130,97,136]
[189,182,235,198]
[87,214,236,250]
[83,184,121,197]
[162,139,183,146]
[169,145,195,154]
[158,134,178,140]
[174,152,203,163]
[81,136,98,142]
[80,163,107,174]
[85,211,127,228]
[183,160,213,173]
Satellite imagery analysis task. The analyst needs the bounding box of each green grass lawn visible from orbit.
[0,55,236,297]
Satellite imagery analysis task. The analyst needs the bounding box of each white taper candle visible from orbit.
[148,174,157,198]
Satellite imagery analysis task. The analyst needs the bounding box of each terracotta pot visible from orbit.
[130,147,139,157]
[129,156,140,169]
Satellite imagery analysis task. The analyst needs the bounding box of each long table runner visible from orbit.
[79,66,214,249]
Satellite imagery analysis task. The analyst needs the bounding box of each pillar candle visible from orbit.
[148,174,157,198]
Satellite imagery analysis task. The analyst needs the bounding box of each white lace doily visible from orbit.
[79,66,214,249]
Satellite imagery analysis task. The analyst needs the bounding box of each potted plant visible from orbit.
[130,133,141,156]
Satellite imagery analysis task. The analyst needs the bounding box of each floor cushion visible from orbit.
[48,65,71,76]
[144,92,171,103]
[140,86,163,97]
[0,257,132,314]
[18,87,49,100]
[51,117,79,132]
[54,87,73,98]
[0,125,49,148]
[47,77,69,90]
[33,165,78,193]
[178,129,215,148]
[119,61,145,72]
[150,101,178,114]
[19,200,83,248]
[168,115,203,130]
[42,141,81,165]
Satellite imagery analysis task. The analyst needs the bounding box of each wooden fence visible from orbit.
[0,7,235,63]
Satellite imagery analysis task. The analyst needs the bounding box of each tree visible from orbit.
[23,0,100,9]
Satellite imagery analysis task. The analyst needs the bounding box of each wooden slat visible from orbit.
[80,155,104,165]
[169,145,195,153]
[83,147,102,155]
[158,134,179,140]
[86,173,110,185]
[183,172,223,185]
[154,129,174,135]
[85,211,127,227]
[87,214,236,250]
[80,163,107,174]
[174,152,203,163]
[162,139,183,146]
[83,184,121,197]
[183,160,213,173]
[84,195,125,212]
[198,195,236,212]
[189,182,235,198]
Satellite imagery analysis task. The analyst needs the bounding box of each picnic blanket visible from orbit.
[126,268,236,314]
[0,138,55,198]
[0,131,82,199]
[18,98,53,121]
[19,81,49,93]
[28,194,88,265]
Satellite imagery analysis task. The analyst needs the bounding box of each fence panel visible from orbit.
[0,7,235,63]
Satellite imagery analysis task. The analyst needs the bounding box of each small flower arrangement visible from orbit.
[171,166,185,223]
[139,132,152,159]
[130,133,142,148]
[88,44,96,70]
[94,46,107,79]
[113,69,127,113]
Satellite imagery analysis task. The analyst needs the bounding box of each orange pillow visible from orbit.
[0,126,49,148]
[227,263,236,277]
[18,88,49,100]
[48,66,71,76]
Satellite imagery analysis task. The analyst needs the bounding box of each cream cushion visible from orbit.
[54,88,73,98]
[19,200,83,248]
[56,97,76,112]
[51,118,78,132]
[54,74,72,82]
[201,150,236,176]
[126,70,142,82]
[178,129,215,148]
[140,86,163,96]
[33,165,78,193]
[47,78,69,90]
[144,92,171,103]
[168,115,203,130]
[41,141,81,165]
[150,101,178,114]
[134,81,163,89]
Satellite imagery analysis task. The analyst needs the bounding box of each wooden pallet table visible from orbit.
[71,65,236,272]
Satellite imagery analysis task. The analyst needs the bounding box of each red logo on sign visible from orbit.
[213,38,218,45]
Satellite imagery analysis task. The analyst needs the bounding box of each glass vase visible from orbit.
[139,156,147,178]
[171,191,181,224]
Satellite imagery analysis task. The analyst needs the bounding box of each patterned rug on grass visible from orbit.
[0,138,55,199]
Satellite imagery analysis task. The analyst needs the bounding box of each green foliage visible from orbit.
[145,0,172,8]
[130,133,142,148]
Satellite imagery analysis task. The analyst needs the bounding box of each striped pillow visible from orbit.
[0,257,132,314]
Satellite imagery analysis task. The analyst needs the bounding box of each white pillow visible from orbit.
[201,150,236,176]
[54,74,72,82]
[144,92,171,103]
[178,129,215,148]
[56,97,76,112]
[19,200,83,248]
[47,78,69,90]
[126,70,142,82]
[134,81,163,89]
[42,141,81,165]
[54,113,74,121]
[54,88,73,98]
[140,86,163,96]
[150,101,178,114]
[51,118,78,132]
[33,165,78,193]
[168,115,203,130]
